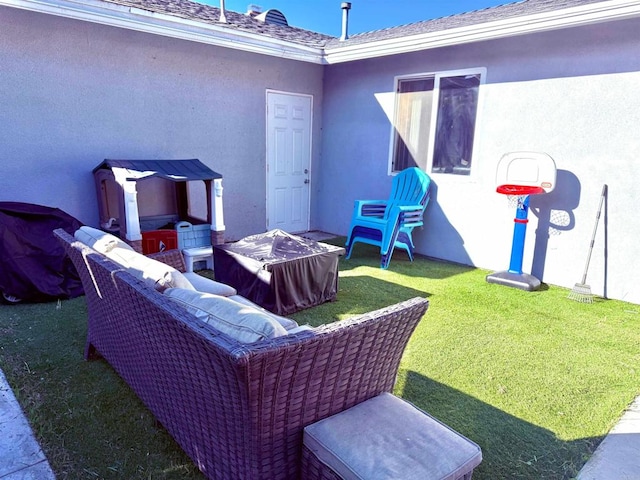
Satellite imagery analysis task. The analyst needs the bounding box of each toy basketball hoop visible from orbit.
[497,184,545,209]
[487,152,556,291]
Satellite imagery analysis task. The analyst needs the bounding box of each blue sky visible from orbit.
[214,1,511,36]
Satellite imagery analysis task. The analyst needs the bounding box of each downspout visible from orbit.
[340,2,351,41]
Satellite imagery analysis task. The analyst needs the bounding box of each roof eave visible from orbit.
[4,0,640,66]
[1,0,326,64]
[323,0,640,64]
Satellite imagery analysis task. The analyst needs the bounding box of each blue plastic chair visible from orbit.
[345,167,431,269]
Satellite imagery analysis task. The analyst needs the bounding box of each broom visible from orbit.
[568,184,607,303]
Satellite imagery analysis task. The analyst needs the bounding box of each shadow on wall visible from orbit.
[529,169,581,282]
[399,371,603,480]
[414,181,473,267]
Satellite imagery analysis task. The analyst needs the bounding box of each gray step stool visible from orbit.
[302,392,482,480]
[182,246,213,272]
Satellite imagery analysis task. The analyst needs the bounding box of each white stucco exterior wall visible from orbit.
[319,18,640,304]
[0,6,324,242]
[2,3,640,304]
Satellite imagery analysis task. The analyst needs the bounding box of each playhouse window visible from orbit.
[186,180,208,221]
[390,68,484,176]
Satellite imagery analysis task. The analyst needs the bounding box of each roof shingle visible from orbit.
[99,0,611,49]
[104,0,333,47]
[325,0,609,47]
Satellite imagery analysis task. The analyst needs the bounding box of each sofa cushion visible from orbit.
[107,247,195,292]
[74,226,134,254]
[74,227,196,293]
[164,288,288,343]
[228,294,299,331]
[303,392,482,480]
[79,241,193,293]
[183,272,237,297]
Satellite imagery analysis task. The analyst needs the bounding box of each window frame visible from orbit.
[387,67,487,178]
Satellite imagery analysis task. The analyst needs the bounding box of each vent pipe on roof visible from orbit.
[340,2,351,41]
[246,4,263,17]
[219,0,227,23]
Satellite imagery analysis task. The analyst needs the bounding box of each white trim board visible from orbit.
[2,0,640,64]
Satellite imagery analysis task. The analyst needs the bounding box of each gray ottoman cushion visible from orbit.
[303,392,482,480]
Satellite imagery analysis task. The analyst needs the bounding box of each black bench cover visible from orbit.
[0,202,83,302]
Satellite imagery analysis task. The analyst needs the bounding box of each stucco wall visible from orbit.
[3,4,640,304]
[319,18,640,304]
[0,6,324,241]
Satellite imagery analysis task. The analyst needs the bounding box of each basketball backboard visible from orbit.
[496,152,557,193]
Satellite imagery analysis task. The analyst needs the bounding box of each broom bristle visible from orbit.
[568,283,593,303]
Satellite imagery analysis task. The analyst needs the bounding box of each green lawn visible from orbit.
[1,241,638,479]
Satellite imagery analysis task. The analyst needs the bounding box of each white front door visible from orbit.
[266,91,312,233]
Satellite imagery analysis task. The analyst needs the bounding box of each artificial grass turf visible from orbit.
[0,241,638,479]
[0,298,201,479]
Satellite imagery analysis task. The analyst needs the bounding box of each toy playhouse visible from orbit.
[93,159,224,270]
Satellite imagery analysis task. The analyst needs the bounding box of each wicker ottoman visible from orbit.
[301,393,482,480]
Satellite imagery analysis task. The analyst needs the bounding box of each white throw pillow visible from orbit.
[183,272,237,297]
[75,227,194,292]
[74,226,134,254]
[105,246,195,293]
[164,288,288,343]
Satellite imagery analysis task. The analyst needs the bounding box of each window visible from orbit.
[390,69,483,176]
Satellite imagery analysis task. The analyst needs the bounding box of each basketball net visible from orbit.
[497,184,544,210]
[506,194,528,210]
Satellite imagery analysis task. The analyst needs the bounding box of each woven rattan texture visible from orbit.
[301,445,343,480]
[55,229,429,480]
[147,249,188,272]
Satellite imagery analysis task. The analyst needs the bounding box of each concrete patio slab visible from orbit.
[577,395,640,480]
[299,231,338,242]
[0,369,55,480]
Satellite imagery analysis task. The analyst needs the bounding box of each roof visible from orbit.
[94,0,618,48]
[101,0,332,48]
[94,159,223,181]
[324,0,608,48]
[324,0,640,63]
[3,0,639,63]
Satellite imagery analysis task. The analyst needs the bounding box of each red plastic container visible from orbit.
[141,230,178,254]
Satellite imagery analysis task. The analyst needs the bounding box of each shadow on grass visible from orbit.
[324,236,476,280]
[291,271,430,326]
[0,298,203,479]
[399,371,603,480]
[2,260,630,479]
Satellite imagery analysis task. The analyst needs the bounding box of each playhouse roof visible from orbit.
[94,159,223,182]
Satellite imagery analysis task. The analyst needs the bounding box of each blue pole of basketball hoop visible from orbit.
[488,151,556,292]
[486,186,543,291]
[508,195,530,274]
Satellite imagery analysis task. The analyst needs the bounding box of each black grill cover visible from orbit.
[0,202,84,303]
[213,230,345,315]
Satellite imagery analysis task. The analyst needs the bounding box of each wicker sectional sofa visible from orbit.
[54,228,429,480]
